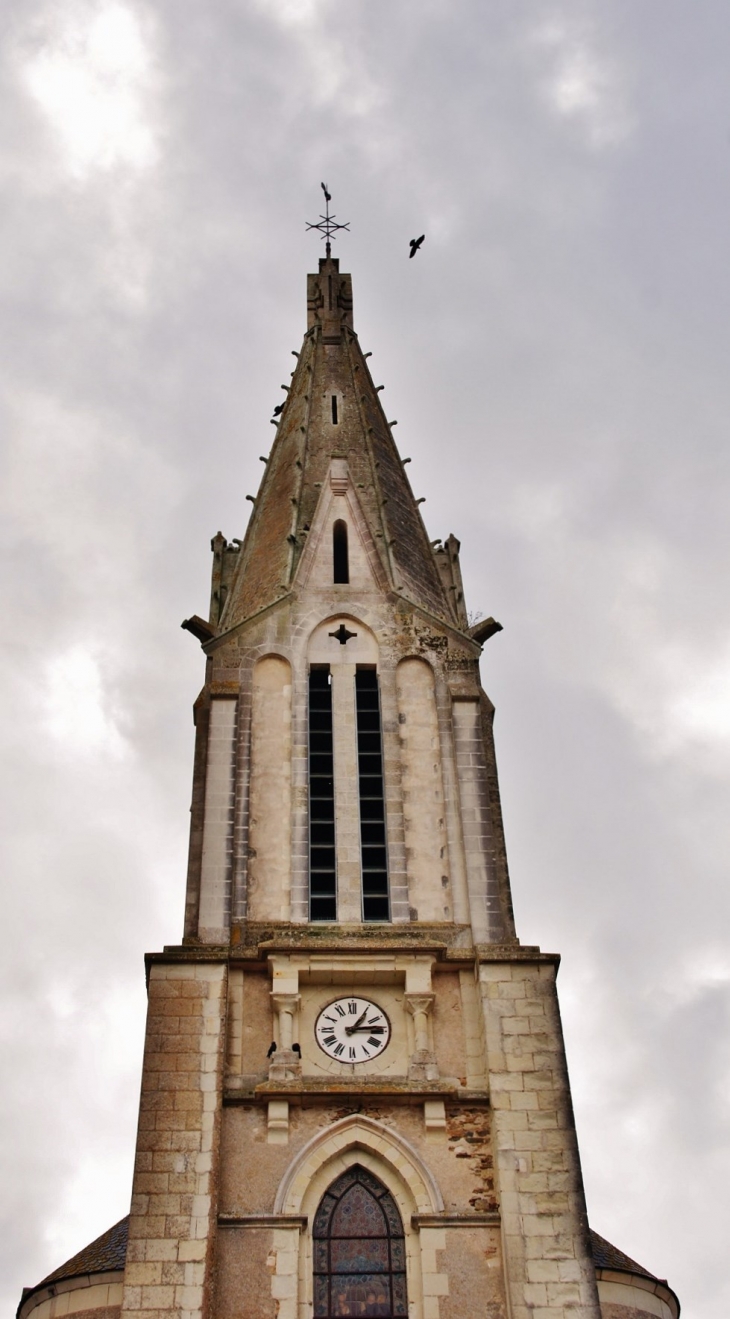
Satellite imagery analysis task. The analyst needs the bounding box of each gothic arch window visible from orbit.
[313,1165,407,1318]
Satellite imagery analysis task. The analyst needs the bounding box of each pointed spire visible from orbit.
[220,258,459,633]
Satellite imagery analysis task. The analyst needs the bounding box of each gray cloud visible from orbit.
[1,0,728,1313]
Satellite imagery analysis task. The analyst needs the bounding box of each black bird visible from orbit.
[272,402,285,416]
[409,235,425,258]
[266,1041,277,1059]
[292,1042,301,1057]
[321,182,332,202]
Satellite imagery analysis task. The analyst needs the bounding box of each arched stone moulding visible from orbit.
[273,1116,446,1319]
[274,1114,443,1215]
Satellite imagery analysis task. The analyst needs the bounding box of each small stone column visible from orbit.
[267,990,301,1145]
[405,992,439,1082]
[269,991,302,1081]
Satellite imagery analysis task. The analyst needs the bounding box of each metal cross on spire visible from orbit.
[306,183,350,256]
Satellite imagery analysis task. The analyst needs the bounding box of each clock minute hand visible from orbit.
[349,1025,385,1034]
[345,1008,369,1035]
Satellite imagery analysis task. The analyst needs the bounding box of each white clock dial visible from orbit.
[315,996,391,1064]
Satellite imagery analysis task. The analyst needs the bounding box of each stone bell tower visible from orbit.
[18,241,680,1319]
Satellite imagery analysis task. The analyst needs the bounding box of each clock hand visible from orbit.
[348,1025,385,1034]
[345,1008,369,1036]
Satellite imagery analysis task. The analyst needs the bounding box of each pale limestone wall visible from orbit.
[600,1306,668,1319]
[431,971,467,1083]
[597,1278,677,1319]
[198,700,237,943]
[452,700,503,943]
[121,962,226,1319]
[436,1229,506,1319]
[458,968,488,1089]
[479,958,602,1319]
[238,972,271,1085]
[247,657,292,921]
[22,1280,122,1319]
[218,1104,494,1223]
[214,1229,277,1319]
[396,658,451,922]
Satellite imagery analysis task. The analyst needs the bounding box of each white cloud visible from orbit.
[22,1,159,179]
[42,645,130,761]
[530,16,633,149]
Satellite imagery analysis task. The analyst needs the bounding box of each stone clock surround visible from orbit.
[264,952,443,1143]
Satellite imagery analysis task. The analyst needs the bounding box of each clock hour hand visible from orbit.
[348,1024,385,1034]
[345,1008,369,1035]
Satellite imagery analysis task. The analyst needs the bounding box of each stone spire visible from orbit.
[216,254,460,634]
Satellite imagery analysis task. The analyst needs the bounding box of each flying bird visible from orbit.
[321,182,332,202]
[409,235,425,258]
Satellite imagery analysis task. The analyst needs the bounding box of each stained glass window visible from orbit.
[313,1165,407,1318]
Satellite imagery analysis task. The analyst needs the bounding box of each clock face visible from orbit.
[315,996,391,1064]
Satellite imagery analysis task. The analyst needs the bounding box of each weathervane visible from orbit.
[306,183,350,256]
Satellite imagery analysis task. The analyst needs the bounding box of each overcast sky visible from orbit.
[1,1,728,1314]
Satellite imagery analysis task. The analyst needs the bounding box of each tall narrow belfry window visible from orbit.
[333,520,349,584]
[356,668,389,921]
[309,668,336,921]
[313,1165,407,1319]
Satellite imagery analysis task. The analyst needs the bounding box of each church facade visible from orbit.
[19,251,679,1319]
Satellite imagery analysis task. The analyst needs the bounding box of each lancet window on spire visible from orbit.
[333,520,349,583]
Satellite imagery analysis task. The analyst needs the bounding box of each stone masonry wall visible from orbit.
[479,958,602,1319]
[121,962,226,1319]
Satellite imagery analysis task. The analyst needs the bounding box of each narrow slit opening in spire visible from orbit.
[333,520,349,583]
[331,394,338,424]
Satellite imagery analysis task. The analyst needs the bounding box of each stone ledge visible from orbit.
[257,1078,460,1098]
[475,944,560,965]
[218,1214,307,1230]
[412,1213,501,1229]
[224,1084,491,1105]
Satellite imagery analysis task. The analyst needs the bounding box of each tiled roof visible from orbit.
[38,1216,129,1285]
[589,1227,657,1280]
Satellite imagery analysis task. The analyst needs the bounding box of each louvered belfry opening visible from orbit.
[313,1165,408,1318]
[308,667,336,920]
[355,668,389,921]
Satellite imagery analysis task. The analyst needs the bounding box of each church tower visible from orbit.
[19,239,680,1319]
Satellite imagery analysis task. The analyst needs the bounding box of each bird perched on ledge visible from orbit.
[409,234,425,258]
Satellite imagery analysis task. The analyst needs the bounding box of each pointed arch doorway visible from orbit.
[313,1165,408,1318]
